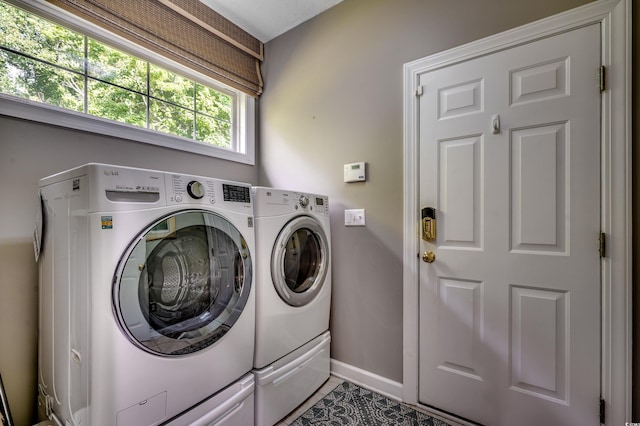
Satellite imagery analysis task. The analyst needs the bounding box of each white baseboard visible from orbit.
[329,359,403,401]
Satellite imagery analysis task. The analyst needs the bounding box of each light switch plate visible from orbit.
[345,209,365,226]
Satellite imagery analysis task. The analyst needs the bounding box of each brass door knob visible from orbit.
[422,251,436,263]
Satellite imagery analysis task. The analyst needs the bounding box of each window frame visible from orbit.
[0,0,256,165]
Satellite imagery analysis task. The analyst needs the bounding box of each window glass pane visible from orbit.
[150,99,194,139]
[0,50,84,111]
[0,2,84,72]
[88,80,146,126]
[149,64,194,108]
[196,84,232,122]
[0,0,247,159]
[87,39,147,93]
[196,113,231,148]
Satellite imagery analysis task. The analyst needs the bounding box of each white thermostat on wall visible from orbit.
[344,161,366,183]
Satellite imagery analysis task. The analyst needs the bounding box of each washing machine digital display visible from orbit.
[114,210,252,356]
[223,184,251,203]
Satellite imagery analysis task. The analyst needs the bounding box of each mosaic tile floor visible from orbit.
[278,377,466,426]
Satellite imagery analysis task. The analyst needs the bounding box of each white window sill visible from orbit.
[0,94,255,165]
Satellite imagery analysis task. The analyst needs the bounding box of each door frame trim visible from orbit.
[402,0,632,423]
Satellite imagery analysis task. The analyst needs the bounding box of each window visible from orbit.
[0,0,255,164]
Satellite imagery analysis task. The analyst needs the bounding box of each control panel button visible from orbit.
[299,195,310,208]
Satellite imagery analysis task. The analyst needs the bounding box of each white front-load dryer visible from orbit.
[37,164,256,426]
[252,187,332,426]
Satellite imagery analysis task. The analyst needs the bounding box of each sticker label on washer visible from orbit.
[101,216,113,229]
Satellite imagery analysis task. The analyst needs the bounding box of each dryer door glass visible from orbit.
[271,216,329,306]
[115,210,252,356]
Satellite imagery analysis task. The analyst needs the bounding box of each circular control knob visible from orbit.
[299,195,310,208]
[187,180,205,199]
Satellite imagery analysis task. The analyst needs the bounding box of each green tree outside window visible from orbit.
[0,1,234,149]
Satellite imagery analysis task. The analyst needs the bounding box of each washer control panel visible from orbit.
[166,174,252,210]
[168,174,217,205]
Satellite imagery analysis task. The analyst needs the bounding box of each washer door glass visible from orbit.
[115,210,252,356]
[271,216,329,307]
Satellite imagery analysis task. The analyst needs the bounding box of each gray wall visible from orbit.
[258,0,599,385]
[0,115,257,425]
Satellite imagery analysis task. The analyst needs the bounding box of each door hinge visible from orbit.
[600,397,605,423]
[416,85,424,97]
[599,66,606,92]
[599,232,606,258]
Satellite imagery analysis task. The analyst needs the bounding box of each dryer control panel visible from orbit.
[309,195,329,215]
[289,192,329,215]
[252,187,328,216]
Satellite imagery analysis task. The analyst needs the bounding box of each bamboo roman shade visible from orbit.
[46,0,264,96]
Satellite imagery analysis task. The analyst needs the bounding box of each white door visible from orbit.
[418,24,601,425]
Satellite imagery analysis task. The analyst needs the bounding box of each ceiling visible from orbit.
[199,0,344,43]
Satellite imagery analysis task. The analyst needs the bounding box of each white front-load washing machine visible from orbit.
[251,187,332,426]
[37,164,256,426]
